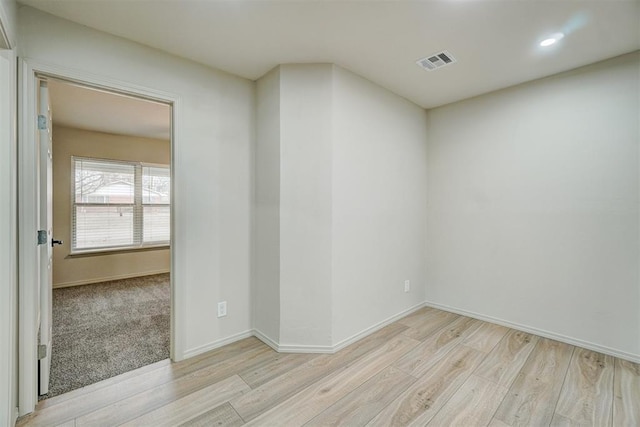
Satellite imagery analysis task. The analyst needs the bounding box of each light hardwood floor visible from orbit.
[17,307,640,427]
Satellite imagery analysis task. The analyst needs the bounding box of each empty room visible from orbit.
[0,1,638,427]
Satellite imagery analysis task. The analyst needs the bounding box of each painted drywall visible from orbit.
[279,64,334,347]
[19,6,254,356]
[331,66,427,345]
[52,126,171,288]
[425,52,640,359]
[253,67,281,343]
[253,64,427,349]
[0,0,16,48]
[0,47,18,427]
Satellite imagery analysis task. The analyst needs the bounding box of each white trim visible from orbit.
[276,344,335,354]
[0,47,17,427]
[170,96,183,362]
[424,300,640,364]
[254,303,426,354]
[252,329,279,352]
[331,302,426,353]
[182,330,254,359]
[187,302,424,358]
[52,270,171,289]
[18,58,184,416]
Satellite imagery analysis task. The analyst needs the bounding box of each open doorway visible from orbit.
[39,78,172,399]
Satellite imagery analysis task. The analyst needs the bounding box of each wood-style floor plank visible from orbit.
[474,329,538,387]
[18,344,271,427]
[394,316,481,377]
[36,359,172,411]
[401,309,459,341]
[305,366,416,427]
[462,321,509,353]
[613,358,640,426]
[74,347,272,426]
[554,347,614,426]
[230,322,408,422]
[37,337,262,412]
[239,352,318,388]
[426,374,509,426]
[549,413,583,426]
[121,375,249,427]
[491,338,573,427]
[367,344,486,426]
[178,403,244,427]
[396,307,435,329]
[19,308,638,427]
[244,335,420,426]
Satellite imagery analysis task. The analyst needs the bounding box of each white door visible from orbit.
[38,79,54,395]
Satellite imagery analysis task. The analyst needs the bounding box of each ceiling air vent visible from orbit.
[416,51,457,71]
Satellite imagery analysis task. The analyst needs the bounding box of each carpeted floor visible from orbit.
[40,273,170,399]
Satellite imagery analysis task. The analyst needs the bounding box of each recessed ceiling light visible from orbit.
[540,32,565,47]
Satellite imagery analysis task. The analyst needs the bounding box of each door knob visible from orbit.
[51,239,63,247]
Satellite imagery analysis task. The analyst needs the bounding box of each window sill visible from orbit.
[67,244,170,258]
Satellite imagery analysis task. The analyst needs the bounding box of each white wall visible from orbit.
[279,64,334,347]
[0,0,16,48]
[19,6,255,358]
[425,52,640,360]
[332,66,427,344]
[253,64,428,349]
[0,47,18,427]
[254,67,281,343]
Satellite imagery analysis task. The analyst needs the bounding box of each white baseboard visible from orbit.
[183,301,638,365]
[331,302,426,353]
[424,300,640,364]
[253,302,426,354]
[183,330,254,359]
[253,328,334,353]
[52,269,170,289]
[276,343,335,354]
[252,329,279,352]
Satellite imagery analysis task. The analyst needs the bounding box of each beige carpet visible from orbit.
[40,273,170,399]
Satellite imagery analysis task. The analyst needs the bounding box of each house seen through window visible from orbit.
[72,157,170,252]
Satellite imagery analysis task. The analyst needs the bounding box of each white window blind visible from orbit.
[142,166,170,243]
[72,157,170,252]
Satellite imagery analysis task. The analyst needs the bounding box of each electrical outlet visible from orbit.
[217,301,227,318]
[404,280,410,293]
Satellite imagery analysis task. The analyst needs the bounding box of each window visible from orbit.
[72,157,170,252]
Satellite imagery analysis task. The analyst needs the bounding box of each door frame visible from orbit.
[0,47,18,427]
[18,58,183,415]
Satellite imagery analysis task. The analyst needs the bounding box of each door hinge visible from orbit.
[37,230,47,245]
[38,344,47,360]
[38,115,47,130]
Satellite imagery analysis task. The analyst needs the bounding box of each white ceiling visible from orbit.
[48,79,171,140]
[22,0,640,109]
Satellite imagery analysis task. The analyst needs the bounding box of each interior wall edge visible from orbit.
[424,300,640,364]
